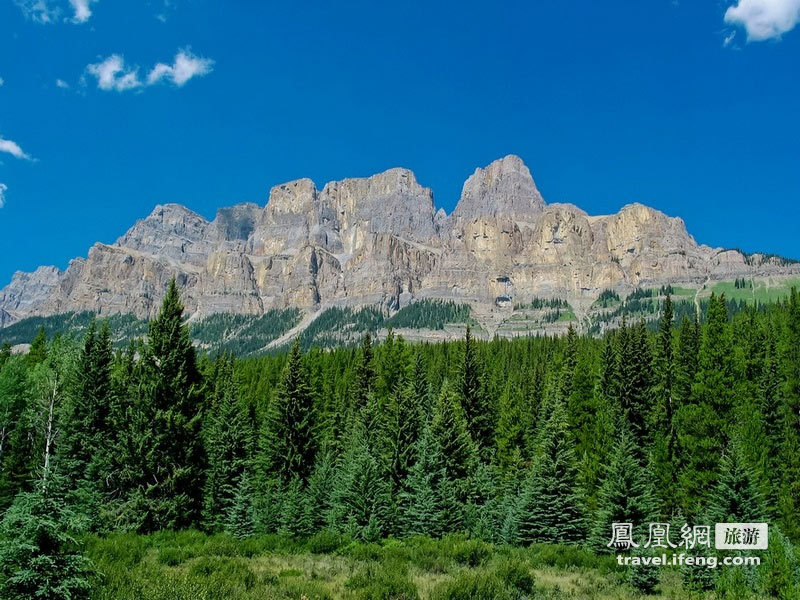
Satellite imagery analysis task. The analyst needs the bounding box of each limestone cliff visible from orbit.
[1,155,797,329]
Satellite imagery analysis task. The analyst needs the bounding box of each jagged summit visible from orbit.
[1,155,797,327]
[452,154,545,220]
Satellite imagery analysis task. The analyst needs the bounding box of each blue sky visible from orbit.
[1,0,799,286]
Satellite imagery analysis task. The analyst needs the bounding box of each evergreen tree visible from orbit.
[327,420,390,541]
[0,342,11,370]
[560,324,579,400]
[674,312,700,405]
[0,470,95,600]
[26,326,48,366]
[59,320,115,527]
[589,427,656,552]
[515,399,585,545]
[381,370,422,493]
[617,319,652,455]
[353,333,376,412]
[458,326,494,457]
[760,335,782,497]
[224,473,256,539]
[705,442,765,525]
[495,381,525,473]
[430,381,476,485]
[0,357,33,509]
[701,442,766,597]
[125,279,206,531]
[279,476,311,537]
[410,351,432,420]
[779,287,800,539]
[203,356,251,531]
[257,340,316,485]
[650,296,679,515]
[677,293,736,516]
[303,452,336,533]
[398,425,443,538]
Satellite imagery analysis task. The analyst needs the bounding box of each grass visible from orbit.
[706,277,800,304]
[668,286,696,297]
[83,531,714,600]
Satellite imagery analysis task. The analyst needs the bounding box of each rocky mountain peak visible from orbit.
[452,154,545,220]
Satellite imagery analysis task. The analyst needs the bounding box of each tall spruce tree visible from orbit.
[327,418,390,541]
[381,369,422,492]
[589,427,656,552]
[60,320,115,526]
[257,340,316,485]
[224,473,256,539]
[398,424,445,538]
[779,287,800,539]
[203,355,251,531]
[430,381,476,485]
[617,318,652,456]
[128,279,206,531]
[353,333,376,413]
[0,357,33,509]
[676,293,736,516]
[458,326,494,458]
[0,469,95,600]
[515,398,585,545]
[650,296,680,515]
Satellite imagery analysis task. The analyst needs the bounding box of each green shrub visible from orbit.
[430,571,511,600]
[307,529,349,554]
[449,538,491,567]
[493,558,536,595]
[340,541,384,561]
[237,533,298,557]
[528,543,609,571]
[400,536,453,573]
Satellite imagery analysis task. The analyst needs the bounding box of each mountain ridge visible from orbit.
[1,155,798,335]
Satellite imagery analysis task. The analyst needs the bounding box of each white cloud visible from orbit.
[56,78,70,88]
[0,184,6,208]
[14,0,61,23]
[724,0,800,41]
[86,55,142,92]
[0,137,33,161]
[147,49,214,86]
[68,0,96,23]
[86,49,213,93]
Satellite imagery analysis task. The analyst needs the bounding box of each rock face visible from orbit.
[1,155,797,326]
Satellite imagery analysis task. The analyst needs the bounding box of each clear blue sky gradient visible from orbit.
[1,0,798,286]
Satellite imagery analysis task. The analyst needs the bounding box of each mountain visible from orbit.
[1,155,798,341]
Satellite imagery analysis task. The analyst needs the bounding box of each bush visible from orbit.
[430,572,511,600]
[339,541,384,561]
[307,530,350,554]
[449,538,491,567]
[493,558,536,595]
[237,533,299,557]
